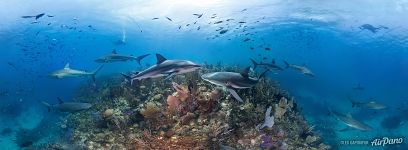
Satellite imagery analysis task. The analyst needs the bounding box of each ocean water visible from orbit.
[1,0,407,149]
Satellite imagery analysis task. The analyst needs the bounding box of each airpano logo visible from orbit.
[371,137,404,146]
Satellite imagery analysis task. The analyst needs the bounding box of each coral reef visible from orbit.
[54,66,329,149]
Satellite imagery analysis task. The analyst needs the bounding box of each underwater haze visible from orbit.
[1,0,408,149]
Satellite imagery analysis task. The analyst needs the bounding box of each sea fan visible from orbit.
[256,106,274,130]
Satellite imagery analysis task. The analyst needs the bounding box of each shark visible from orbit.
[359,24,388,33]
[201,67,268,102]
[21,13,45,20]
[330,110,373,131]
[126,54,201,83]
[250,58,284,71]
[283,60,314,77]
[348,97,387,110]
[352,83,365,90]
[50,63,104,82]
[41,98,92,113]
[193,13,203,18]
[94,50,150,65]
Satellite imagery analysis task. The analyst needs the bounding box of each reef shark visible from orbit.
[348,97,387,110]
[352,83,365,90]
[359,24,388,33]
[127,54,201,83]
[21,13,45,20]
[250,58,284,71]
[50,63,104,82]
[283,60,314,77]
[94,49,150,65]
[330,110,373,131]
[41,98,92,113]
[201,67,268,102]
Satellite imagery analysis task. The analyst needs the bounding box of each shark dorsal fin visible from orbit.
[64,63,70,69]
[241,66,250,78]
[156,54,167,64]
[57,97,64,104]
[112,49,117,54]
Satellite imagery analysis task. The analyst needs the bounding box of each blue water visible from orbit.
[1,0,408,149]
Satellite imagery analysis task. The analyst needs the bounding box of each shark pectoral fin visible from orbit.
[91,75,96,83]
[227,88,244,102]
[57,97,64,104]
[130,78,137,86]
[41,101,52,112]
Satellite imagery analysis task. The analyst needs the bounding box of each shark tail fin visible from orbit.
[250,58,258,69]
[347,96,357,108]
[41,101,51,112]
[283,60,289,69]
[135,54,150,65]
[91,64,104,82]
[258,70,269,79]
[120,73,134,85]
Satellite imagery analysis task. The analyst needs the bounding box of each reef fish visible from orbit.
[283,60,314,77]
[201,67,267,102]
[41,98,92,113]
[219,29,228,34]
[129,54,201,82]
[250,58,284,71]
[330,110,373,131]
[349,97,387,110]
[49,63,104,82]
[94,49,150,65]
[193,13,203,18]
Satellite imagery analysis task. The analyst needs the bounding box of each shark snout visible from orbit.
[201,73,212,80]
[201,74,208,79]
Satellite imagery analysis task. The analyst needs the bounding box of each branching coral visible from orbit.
[140,102,162,119]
